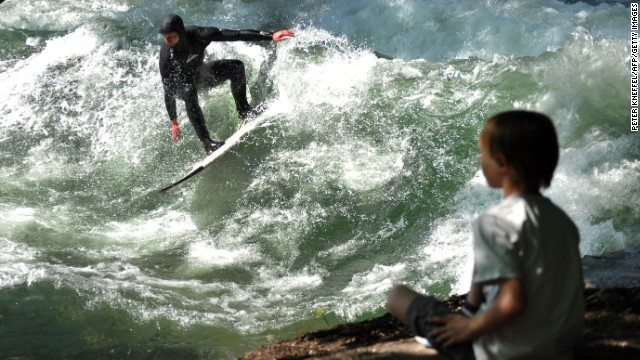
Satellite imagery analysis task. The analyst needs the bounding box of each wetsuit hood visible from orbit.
[159,14,186,35]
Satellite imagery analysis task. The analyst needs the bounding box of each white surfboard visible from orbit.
[159,109,273,193]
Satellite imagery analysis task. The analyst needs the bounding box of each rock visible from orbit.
[583,246,640,289]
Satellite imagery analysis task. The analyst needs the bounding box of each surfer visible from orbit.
[158,14,294,155]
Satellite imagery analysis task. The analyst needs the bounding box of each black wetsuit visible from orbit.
[158,14,273,148]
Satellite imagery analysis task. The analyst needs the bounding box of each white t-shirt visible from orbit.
[472,194,584,360]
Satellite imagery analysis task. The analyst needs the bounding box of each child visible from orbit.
[387,110,585,360]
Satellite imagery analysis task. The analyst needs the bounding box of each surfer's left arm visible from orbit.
[272,30,295,42]
[197,27,294,42]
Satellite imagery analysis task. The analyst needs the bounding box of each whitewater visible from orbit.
[0,0,637,358]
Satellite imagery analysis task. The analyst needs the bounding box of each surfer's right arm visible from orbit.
[163,84,181,142]
[170,119,181,142]
[159,50,181,143]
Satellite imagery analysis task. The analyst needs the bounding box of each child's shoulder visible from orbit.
[482,194,574,230]
[483,195,530,223]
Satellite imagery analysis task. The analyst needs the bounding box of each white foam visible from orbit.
[270,27,378,108]
[0,237,39,288]
[258,268,324,293]
[260,141,404,193]
[0,27,98,100]
[187,240,258,267]
[101,210,197,240]
[337,263,406,318]
[550,149,639,255]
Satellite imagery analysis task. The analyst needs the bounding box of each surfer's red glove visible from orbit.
[171,119,181,142]
[273,30,295,42]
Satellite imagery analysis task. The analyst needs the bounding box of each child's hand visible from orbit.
[428,314,477,348]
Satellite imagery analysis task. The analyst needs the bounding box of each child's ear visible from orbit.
[495,153,508,168]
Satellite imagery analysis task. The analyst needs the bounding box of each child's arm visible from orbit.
[461,282,484,316]
[429,277,526,348]
[466,275,484,308]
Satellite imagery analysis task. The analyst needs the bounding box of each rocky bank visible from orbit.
[240,247,640,360]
